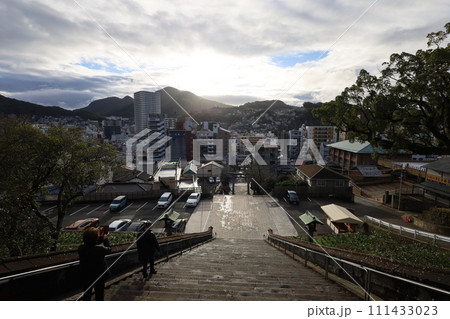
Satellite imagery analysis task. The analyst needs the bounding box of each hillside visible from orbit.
[82,96,134,118]
[0,95,103,120]
[76,87,232,119]
[0,89,324,133]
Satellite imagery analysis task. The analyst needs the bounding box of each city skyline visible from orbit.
[0,0,449,110]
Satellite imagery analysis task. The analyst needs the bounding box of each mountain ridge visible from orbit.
[0,94,104,120]
[0,88,322,131]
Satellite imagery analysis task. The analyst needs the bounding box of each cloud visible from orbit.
[0,0,449,110]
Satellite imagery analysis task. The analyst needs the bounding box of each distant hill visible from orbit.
[77,87,232,119]
[0,89,323,132]
[82,96,134,118]
[0,95,103,120]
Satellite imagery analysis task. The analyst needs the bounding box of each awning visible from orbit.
[157,209,180,222]
[299,210,324,225]
[320,204,363,224]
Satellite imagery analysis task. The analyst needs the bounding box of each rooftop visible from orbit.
[297,164,349,180]
[327,140,385,154]
[423,158,450,173]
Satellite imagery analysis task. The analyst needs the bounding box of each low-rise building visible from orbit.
[327,140,385,170]
[296,164,352,201]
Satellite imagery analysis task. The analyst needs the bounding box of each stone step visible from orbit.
[105,238,360,301]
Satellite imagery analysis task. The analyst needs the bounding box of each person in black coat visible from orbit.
[78,227,112,301]
[137,225,160,278]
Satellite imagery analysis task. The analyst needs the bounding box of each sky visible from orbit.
[0,0,449,110]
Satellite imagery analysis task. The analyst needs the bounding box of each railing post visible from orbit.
[304,249,308,267]
[365,270,371,301]
[166,243,169,262]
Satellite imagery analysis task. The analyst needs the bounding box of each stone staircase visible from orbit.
[104,238,359,301]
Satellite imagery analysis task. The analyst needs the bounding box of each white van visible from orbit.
[157,192,173,208]
[109,195,127,212]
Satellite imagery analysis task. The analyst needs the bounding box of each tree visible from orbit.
[0,119,119,256]
[41,126,120,250]
[0,118,57,256]
[313,23,450,155]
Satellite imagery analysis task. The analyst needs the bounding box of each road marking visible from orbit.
[120,202,133,212]
[152,204,159,211]
[135,202,148,213]
[70,205,90,216]
[41,205,57,213]
[102,209,110,215]
[87,204,104,215]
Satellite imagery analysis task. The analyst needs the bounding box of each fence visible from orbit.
[266,234,450,301]
[364,215,450,246]
[0,230,214,300]
[272,185,353,201]
[81,190,166,202]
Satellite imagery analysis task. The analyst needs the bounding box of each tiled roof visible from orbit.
[296,164,349,180]
[296,164,322,178]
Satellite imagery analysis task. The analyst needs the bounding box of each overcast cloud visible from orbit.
[0,0,449,109]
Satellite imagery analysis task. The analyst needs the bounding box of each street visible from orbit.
[40,183,419,238]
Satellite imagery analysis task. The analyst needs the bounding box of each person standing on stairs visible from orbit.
[78,227,112,301]
[137,224,161,279]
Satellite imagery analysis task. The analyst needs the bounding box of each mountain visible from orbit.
[0,95,103,120]
[77,87,232,119]
[82,96,134,118]
[159,87,231,117]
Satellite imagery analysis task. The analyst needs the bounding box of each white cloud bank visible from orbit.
[0,0,449,109]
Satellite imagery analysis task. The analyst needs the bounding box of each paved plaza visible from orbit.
[185,192,297,239]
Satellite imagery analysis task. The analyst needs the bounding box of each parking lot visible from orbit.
[41,194,206,235]
[40,182,419,239]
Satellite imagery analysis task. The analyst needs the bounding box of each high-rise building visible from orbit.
[305,125,338,161]
[134,91,161,133]
[148,116,167,163]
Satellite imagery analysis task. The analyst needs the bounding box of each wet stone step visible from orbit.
[105,238,360,301]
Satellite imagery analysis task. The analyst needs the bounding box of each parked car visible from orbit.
[209,177,215,183]
[185,192,201,207]
[285,190,299,204]
[125,220,152,232]
[157,192,173,208]
[64,218,99,231]
[108,219,132,231]
[109,195,127,212]
[216,177,221,183]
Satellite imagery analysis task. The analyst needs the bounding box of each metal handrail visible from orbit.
[0,232,212,286]
[267,234,450,300]
[364,215,450,244]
